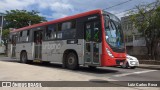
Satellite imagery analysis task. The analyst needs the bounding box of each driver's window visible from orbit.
[105,17,110,29]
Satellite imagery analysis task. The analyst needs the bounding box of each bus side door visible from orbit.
[84,21,101,65]
[34,30,42,60]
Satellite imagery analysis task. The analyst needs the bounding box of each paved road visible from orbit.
[78,67,160,81]
[0,57,159,90]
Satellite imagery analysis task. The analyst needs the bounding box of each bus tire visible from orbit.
[20,51,27,63]
[66,52,78,70]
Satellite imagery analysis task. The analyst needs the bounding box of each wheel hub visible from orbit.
[68,57,74,65]
[22,54,26,62]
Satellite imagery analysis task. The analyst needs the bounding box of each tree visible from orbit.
[1,10,47,54]
[2,29,9,46]
[4,10,47,29]
[129,0,160,59]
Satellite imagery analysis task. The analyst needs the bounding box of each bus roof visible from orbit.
[11,9,102,33]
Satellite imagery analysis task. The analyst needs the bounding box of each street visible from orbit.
[0,57,160,90]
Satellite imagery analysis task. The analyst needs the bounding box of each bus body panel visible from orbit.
[42,39,84,65]
[15,43,33,60]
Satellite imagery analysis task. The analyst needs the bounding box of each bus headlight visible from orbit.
[106,48,114,58]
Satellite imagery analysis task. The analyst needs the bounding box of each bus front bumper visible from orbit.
[101,54,126,67]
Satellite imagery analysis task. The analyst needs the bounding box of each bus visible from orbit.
[8,9,126,69]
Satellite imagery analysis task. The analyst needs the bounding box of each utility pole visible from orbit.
[0,15,4,45]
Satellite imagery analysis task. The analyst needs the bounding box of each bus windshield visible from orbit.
[103,12,124,49]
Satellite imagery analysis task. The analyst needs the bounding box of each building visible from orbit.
[0,13,5,26]
[0,13,4,43]
[121,15,148,59]
[0,13,6,39]
[0,13,6,54]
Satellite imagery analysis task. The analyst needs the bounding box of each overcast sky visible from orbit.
[0,0,156,21]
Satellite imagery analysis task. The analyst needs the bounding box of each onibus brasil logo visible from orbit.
[1,82,42,87]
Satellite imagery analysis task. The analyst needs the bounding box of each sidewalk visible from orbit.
[138,64,160,70]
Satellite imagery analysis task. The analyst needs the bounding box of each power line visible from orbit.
[113,1,157,15]
[103,0,134,10]
[114,8,135,15]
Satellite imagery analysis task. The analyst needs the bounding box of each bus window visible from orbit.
[20,31,22,37]
[85,23,91,42]
[93,22,100,42]
[62,22,71,30]
[61,20,76,39]
[57,23,62,39]
[26,30,30,42]
[19,30,30,42]
[62,20,76,30]
[19,31,23,42]
[45,25,56,40]
[27,30,30,36]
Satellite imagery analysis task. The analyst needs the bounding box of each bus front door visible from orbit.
[11,35,17,58]
[85,21,100,65]
[34,30,42,60]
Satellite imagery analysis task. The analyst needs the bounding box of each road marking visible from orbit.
[114,70,157,77]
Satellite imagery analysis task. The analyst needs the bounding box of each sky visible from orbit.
[0,0,156,21]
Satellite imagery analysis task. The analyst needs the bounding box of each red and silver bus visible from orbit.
[8,9,126,69]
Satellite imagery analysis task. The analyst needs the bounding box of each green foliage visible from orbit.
[2,29,9,37]
[1,29,9,46]
[128,0,160,59]
[4,10,47,29]
[129,1,160,38]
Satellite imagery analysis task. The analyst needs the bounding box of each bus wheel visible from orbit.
[20,52,27,63]
[66,52,78,70]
